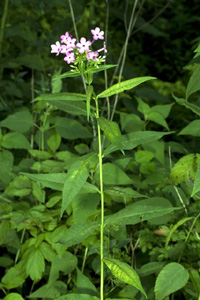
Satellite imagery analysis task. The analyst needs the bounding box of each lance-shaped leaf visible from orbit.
[86,85,93,121]
[55,295,99,300]
[53,70,81,80]
[98,117,124,154]
[47,100,88,116]
[186,65,200,99]
[173,93,200,117]
[33,92,87,102]
[104,131,172,156]
[87,64,117,74]
[105,197,180,225]
[104,258,147,298]
[97,76,156,98]
[61,154,96,217]
[154,263,189,300]
[58,221,98,246]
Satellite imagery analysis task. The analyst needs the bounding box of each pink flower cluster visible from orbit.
[51,27,107,64]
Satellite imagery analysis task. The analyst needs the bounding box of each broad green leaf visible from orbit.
[173,94,200,116]
[104,187,148,198]
[33,92,87,102]
[49,252,77,285]
[22,172,66,190]
[28,150,52,160]
[40,242,56,262]
[61,155,95,216]
[154,263,189,300]
[186,65,200,99]
[2,132,31,149]
[105,197,180,225]
[46,100,88,115]
[3,293,24,300]
[97,76,156,98]
[0,111,33,133]
[55,294,99,300]
[0,150,13,186]
[137,97,150,116]
[165,217,194,248]
[135,150,154,164]
[189,269,200,294]
[98,117,124,154]
[47,131,61,152]
[179,120,200,136]
[58,222,98,246]
[77,268,98,296]
[170,154,200,184]
[104,131,171,156]
[28,281,67,298]
[87,64,117,74]
[150,103,174,119]
[26,248,45,281]
[192,163,200,196]
[1,262,26,289]
[147,111,169,130]
[95,163,133,185]
[52,69,63,93]
[53,70,81,79]
[137,262,166,277]
[104,258,147,297]
[55,117,92,140]
[72,194,100,224]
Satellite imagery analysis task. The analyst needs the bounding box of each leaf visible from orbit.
[97,76,156,98]
[173,94,200,116]
[170,154,200,184]
[137,262,166,277]
[55,294,99,300]
[53,70,81,79]
[0,111,33,133]
[22,172,67,191]
[1,262,26,289]
[49,252,77,285]
[26,248,45,281]
[165,217,194,248]
[192,163,200,196]
[147,111,169,130]
[179,120,200,136]
[105,197,180,225]
[28,281,67,298]
[77,268,98,296]
[55,117,92,140]
[87,64,117,74]
[3,293,25,300]
[104,258,147,297]
[104,131,172,156]
[33,93,87,102]
[0,150,14,186]
[58,222,98,246]
[61,155,95,217]
[47,100,88,116]
[86,85,93,121]
[186,65,200,99]
[104,187,148,199]
[98,117,124,154]
[95,163,133,185]
[47,131,61,152]
[2,132,31,149]
[154,262,189,300]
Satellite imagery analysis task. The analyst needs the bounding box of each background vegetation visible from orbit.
[0,0,200,299]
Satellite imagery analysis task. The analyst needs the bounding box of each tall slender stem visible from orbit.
[95,97,104,300]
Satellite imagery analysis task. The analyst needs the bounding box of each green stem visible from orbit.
[95,97,104,300]
[0,0,9,81]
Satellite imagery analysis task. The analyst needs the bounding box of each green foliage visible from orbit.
[0,1,200,300]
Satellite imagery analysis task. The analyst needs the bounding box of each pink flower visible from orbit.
[65,37,76,49]
[91,27,104,40]
[60,32,72,44]
[64,52,75,64]
[51,41,62,56]
[76,37,91,53]
[87,51,99,61]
